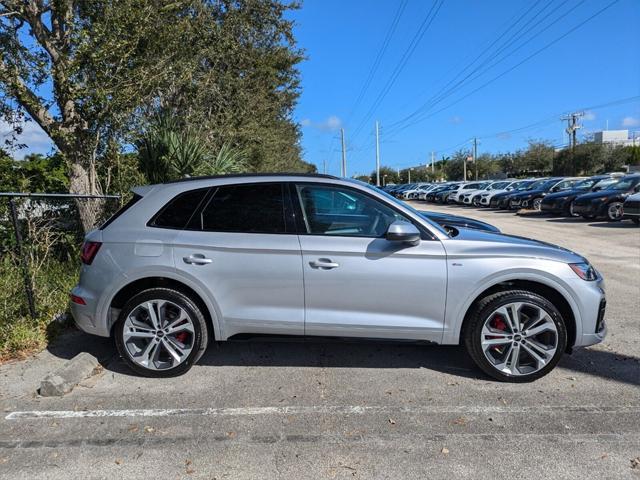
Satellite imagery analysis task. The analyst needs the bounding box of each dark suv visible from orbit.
[540,175,622,217]
[572,174,640,221]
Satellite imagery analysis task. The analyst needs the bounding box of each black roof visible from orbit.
[164,172,338,184]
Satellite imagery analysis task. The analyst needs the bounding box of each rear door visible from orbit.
[170,182,304,338]
[292,182,447,342]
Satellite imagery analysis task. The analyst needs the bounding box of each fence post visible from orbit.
[8,197,37,319]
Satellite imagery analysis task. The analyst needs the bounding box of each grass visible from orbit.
[0,255,78,361]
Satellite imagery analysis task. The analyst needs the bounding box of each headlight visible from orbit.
[569,262,598,281]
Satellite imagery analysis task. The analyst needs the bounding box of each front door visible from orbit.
[292,183,447,342]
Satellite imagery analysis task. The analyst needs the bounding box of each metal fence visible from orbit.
[0,192,120,319]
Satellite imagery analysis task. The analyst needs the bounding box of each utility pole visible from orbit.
[375,121,381,186]
[463,151,467,182]
[561,112,584,175]
[323,159,327,175]
[473,137,478,181]
[340,128,347,177]
[408,168,412,183]
[431,151,435,173]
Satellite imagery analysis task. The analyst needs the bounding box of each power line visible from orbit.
[386,0,620,135]
[350,0,444,143]
[345,0,408,126]
[386,0,595,134]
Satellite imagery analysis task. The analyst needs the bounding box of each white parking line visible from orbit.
[6,404,640,420]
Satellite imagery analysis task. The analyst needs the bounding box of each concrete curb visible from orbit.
[39,352,100,397]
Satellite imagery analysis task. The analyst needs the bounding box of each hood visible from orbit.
[510,188,545,198]
[575,189,623,201]
[419,211,500,233]
[442,228,585,264]
[544,188,587,200]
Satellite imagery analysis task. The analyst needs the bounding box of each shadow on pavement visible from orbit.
[47,329,640,387]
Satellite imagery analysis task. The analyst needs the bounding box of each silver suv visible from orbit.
[71,174,606,382]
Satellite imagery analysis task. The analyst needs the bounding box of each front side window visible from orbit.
[196,183,287,234]
[295,184,411,237]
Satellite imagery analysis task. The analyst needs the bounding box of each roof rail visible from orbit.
[164,172,339,184]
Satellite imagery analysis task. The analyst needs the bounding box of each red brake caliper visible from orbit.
[488,315,508,352]
[175,332,189,344]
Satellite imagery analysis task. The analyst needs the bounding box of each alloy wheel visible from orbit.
[607,202,623,221]
[481,302,558,377]
[122,300,195,371]
[533,198,542,211]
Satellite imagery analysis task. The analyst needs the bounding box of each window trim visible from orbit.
[147,187,211,230]
[289,181,435,240]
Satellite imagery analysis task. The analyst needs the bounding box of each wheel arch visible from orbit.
[458,279,577,352]
[108,276,220,341]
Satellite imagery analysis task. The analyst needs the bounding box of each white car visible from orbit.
[465,180,517,206]
[478,180,532,207]
[448,182,486,204]
[458,181,504,205]
[402,183,432,200]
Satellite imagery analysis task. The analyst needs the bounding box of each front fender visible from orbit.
[441,260,582,345]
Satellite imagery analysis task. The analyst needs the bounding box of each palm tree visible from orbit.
[136,115,246,183]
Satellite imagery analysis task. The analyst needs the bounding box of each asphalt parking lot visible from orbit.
[1,205,639,479]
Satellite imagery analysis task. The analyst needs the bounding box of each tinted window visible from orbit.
[198,183,286,233]
[296,184,411,237]
[152,189,208,229]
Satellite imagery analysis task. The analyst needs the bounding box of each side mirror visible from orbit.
[386,221,421,246]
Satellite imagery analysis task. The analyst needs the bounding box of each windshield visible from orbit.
[351,179,448,236]
[489,181,510,190]
[573,178,598,190]
[610,177,640,191]
[593,178,618,190]
[513,180,534,190]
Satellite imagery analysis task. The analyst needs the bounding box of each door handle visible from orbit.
[309,258,339,270]
[183,254,212,265]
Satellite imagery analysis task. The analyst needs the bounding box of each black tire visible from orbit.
[114,287,209,377]
[568,200,579,217]
[581,214,595,220]
[463,290,567,383]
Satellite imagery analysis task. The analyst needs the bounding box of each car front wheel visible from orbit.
[463,290,567,382]
[114,288,209,377]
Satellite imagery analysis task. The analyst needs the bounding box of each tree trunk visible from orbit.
[68,151,104,233]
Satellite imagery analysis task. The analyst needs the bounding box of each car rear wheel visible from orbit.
[463,290,567,382]
[606,202,623,221]
[115,288,209,377]
[532,197,543,211]
[568,200,579,217]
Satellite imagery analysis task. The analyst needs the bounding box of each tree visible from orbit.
[0,0,312,230]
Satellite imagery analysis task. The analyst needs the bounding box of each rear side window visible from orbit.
[196,183,286,234]
[151,188,208,229]
[100,194,142,230]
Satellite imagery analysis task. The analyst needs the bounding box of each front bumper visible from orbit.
[540,199,569,214]
[572,200,607,217]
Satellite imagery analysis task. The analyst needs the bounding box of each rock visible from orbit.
[39,352,100,397]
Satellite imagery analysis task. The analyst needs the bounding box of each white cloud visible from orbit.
[583,111,596,121]
[622,116,640,127]
[300,115,342,131]
[0,119,55,157]
[449,115,463,125]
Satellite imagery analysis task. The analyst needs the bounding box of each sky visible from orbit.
[4,0,640,173]
[291,0,640,177]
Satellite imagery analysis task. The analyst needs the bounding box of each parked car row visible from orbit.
[383,172,640,223]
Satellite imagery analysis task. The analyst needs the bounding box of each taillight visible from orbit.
[80,241,102,265]
[70,294,86,305]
